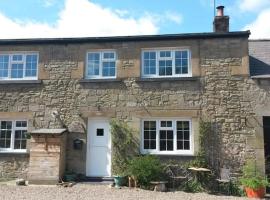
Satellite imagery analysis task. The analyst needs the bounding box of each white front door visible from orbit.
[86,118,111,177]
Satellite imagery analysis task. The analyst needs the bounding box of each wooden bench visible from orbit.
[150,181,168,192]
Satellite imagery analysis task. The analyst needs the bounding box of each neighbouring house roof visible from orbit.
[249,40,270,78]
[30,128,67,135]
[0,31,250,45]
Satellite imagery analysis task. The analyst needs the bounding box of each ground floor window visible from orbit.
[141,119,193,155]
[0,120,27,152]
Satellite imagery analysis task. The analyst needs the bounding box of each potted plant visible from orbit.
[64,171,77,182]
[114,174,126,188]
[240,159,269,198]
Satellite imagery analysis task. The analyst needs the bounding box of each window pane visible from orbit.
[103,52,115,59]
[159,130,174,151]
[12,55,23,61]
[177,121,190,150]
[11,63,23,78]
[143,121,156,150]
[177,131,183,139]
[159,60,172,76]
[143,51,156,75]
[160,121,166,127]
[167,131,173,139]
[87,53,100,76]
[14,130,27,149]
[150,141,156,149]
[102,61,115,77]
[182,51,188,58]
[25,55,37,77]
[184,141,190,150]
[160,51,171,58]
[16,121,27,127]
[0,55,9,78]
[150,131,156,139]
[160,121,172,127]
[184,131,189,140]
[160,130,166,139]
[144,140,150,149]
[160,140,166,151]
[144,131,150,139]
[175,51,189,75]
[0,121,12,149]
[177,141,183,150]
[167,140,173,150]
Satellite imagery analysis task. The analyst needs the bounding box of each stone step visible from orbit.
[79,177,114,184]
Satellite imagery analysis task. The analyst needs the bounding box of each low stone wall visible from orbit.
[0,154,29,180]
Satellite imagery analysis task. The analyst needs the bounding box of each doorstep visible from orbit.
[78,177,114,184]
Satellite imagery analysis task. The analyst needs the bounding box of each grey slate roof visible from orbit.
[249,40,270,77]
[0,31,250,45]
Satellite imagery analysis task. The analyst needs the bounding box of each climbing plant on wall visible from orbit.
[110,119,139,176]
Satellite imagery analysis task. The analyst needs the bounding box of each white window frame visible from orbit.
[0,52,39,80]
[140,118,193,155]
[0,119,28,153]
[85,50,117,79]
[141,48,192,78]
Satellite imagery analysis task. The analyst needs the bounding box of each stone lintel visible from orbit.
[30,128,67,135]
[0,112,33,119]
[80,110,116,118]
[134,109,200,118]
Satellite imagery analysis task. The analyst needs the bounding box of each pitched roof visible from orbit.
[249,40,270,78]
[0,31,250,45]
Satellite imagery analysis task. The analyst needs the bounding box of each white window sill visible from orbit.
[79,78,122,83]
[137,77,198,82]
[0,150,28,154]
[0,80,41,84]
[141,150,194,156]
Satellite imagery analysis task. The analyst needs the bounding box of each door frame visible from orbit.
[86,117,112,177]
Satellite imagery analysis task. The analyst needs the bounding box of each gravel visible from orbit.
[0,183,254,200]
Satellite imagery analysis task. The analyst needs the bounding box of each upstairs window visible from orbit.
[0,120,28,152]
[86,51,116,79]
[142,49,191,78]
[0,53,38,80]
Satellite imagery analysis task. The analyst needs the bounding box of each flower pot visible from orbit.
[114,176,124,188]
[245,187,266,198]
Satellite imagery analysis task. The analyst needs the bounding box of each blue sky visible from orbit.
[0,0,269,39]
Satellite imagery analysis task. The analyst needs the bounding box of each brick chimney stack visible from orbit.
[213,6,229,33]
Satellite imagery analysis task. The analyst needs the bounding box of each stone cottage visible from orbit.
[0,6,269,184]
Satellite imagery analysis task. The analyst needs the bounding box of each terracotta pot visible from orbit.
[245,187,266,198]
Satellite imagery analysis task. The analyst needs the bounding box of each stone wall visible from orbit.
[0,154,29,179]
[1,35,269,178]
[201,57,270,174]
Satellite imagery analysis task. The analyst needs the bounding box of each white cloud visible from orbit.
[115,9,129,17]
[244,8,270,39]
[0,0,182,39]
[43,0,56,7]
[164,12,182,25]
[238,0,270,12]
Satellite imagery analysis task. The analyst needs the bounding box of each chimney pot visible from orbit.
[213,5,229,33]
[216,6,225,16]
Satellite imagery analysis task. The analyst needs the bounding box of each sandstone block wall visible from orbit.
[0,35,269,178]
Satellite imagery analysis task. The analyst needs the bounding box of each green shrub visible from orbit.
[127,155,164,186]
